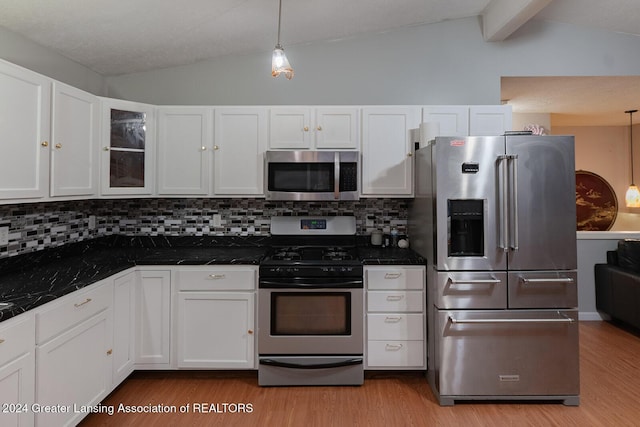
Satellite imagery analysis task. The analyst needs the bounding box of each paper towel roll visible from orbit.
[419,122,440,148]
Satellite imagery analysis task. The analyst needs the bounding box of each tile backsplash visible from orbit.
[0,198,408,259]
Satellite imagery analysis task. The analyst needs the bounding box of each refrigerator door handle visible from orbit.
[497,155,509,252]
[508,154,519,251]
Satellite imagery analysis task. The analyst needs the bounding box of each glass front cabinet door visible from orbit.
[100,98,155,195]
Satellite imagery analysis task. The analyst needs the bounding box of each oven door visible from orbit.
[258,280,363,355]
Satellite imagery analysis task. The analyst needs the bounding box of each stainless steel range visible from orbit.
[258,216,364,386]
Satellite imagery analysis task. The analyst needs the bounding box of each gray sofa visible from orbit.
[595,239,640,329]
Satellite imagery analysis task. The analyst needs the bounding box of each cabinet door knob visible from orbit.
[107,349,113,355]
[103,147,110,151]
[201,146,207,151]
[248,330,254,335]
[41,141,49,147]
[407,152,413,157]
[303,126,309,132]
[55,143,63,149]
[316,126,322,131]
[214,145,219,150]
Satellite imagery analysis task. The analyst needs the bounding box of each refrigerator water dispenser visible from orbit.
[448,199,484,257]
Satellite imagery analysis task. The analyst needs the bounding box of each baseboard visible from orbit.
[579,311,607,321]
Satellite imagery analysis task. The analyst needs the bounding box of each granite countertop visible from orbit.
[0,235,425,323]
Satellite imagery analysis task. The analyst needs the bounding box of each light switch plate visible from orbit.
[88,215,96,230]
[212,214,222,227]
[0,227,9,246]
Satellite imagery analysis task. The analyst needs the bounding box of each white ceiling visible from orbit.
[1,0,639,125]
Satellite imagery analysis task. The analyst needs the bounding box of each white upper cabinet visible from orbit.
[269,107,358,150]
[422,105,469,136]
[269,107,311,149]
[100,98,156,196]
[468,105,513,135]
[314,107,359,149]
[50,82,99,197]
[422,105,512,138]
[157,106,212,195]
[214,107,267,196]
[361,107,421,197]
[0,60,51,200]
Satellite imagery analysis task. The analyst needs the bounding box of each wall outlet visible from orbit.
[0,227,9,246]
[88,215,96,230]
[212,214,222,227]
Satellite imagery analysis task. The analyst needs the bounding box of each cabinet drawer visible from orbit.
[436,309,579,396]
[175,267,256,291]
[366,267,425,290]
[367,340,424,368]
[367,291,423,312]
[0,314,35,366]
[36,281,112,344]
[367,313,423,340]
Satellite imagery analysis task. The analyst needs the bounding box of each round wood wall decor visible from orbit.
[575,170,618,231]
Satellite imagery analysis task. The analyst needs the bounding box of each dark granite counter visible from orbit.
[0,236,268,323]
[0,235,425,323]
[358,246,426,265]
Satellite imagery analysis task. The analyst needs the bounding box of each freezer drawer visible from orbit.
[435,309,579,399]
[508,271,578,309]
[434,271,507,309]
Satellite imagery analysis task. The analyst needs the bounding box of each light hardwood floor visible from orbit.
[80,321,640,427]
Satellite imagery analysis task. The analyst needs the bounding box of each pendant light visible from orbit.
[625,109,640,207]
[271,0,294,80]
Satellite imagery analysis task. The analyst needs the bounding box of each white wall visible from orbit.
[105,17,640,105]
[0,26,105,95]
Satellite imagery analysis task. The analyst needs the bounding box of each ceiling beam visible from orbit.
[482,0,553,42]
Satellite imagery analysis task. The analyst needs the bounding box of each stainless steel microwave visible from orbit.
[265,151,359,201]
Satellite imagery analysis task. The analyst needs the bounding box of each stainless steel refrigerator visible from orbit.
[408,134,580,406]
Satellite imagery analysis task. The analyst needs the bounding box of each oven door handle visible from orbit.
[259,358,363,370]
[259,280,363,289]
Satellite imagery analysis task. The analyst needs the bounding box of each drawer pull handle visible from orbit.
[520,277,574,285]
[386,295,404,301]
[208,274,226,279]
[384,273,402,279]
[74,298,92,308]
[449,315,575,325]
[385,343,403,351]
[448,278,500,285]
[385,316,402,323]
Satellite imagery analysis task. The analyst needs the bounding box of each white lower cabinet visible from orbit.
[135,270,171,367]
[365,266,426,369]
[174,267,256,369]
[112,270,136,385]
[0,314,35,427]
[34,281,113,427]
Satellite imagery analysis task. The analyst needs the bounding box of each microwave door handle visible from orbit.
[334,152,340,199]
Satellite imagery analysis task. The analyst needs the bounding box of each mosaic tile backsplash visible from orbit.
[0,198,408,259]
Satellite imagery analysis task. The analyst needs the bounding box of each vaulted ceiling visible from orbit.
[1,0,638,76]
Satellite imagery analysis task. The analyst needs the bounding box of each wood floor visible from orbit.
[80,321,640,427]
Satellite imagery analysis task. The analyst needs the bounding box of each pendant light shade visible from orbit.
[626,185,640,207]
[625,109,639,208]
[272,0,294,80]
